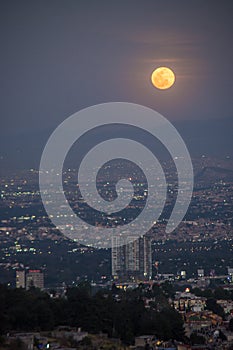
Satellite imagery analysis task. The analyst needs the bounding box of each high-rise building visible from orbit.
[197,269,204,278]
[16,270,25,288]
[111,235,152,281]
[26,270,44,290]
[180,270,187,280]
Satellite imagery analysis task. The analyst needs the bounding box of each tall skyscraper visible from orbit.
[111,235,152,281]
[16,270,25,288]
[26,270,44,290]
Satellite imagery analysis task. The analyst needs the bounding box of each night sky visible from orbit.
[1,0,233,171]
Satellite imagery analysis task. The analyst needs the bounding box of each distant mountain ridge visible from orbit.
[195,166,233,183]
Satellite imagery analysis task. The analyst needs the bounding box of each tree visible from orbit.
[0,335,5,346]
[140,308,184,341]
[219,330,227,341]
[214,287,230,300]
[79,336,93,349]
[0,283,185,345]
[229,318,233,332]
[206,298,225,318]
[162,281,175,298]
[152,283,163,296]
[111,283,119,294]
[9,338,27,350]
[190,332,205,345]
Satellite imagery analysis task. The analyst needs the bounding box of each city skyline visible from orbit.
[0,1,233,348]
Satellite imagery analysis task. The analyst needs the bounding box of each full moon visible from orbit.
[151,67,175,90]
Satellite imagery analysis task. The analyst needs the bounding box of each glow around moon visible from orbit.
[151,67,175,90]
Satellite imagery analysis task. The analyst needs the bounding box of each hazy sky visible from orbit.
[1,0,233,170]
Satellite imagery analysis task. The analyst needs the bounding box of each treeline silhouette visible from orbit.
[0,282,184,344]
